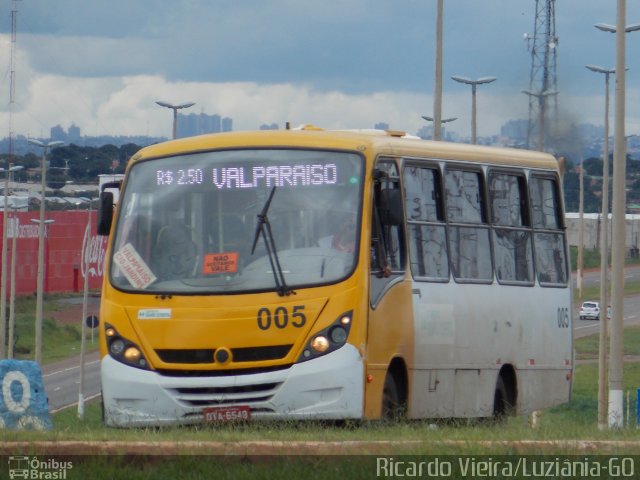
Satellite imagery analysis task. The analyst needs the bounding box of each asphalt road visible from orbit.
[42,350,101,413]
[573,264,640,339]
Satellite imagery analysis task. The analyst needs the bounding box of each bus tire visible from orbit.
[493,375,512,419]
[382,372,402,421]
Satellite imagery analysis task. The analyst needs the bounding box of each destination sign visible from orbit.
[156,163,338,189]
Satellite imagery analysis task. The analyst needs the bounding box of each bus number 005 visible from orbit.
[257,306,306,330]
[557,307,570,328]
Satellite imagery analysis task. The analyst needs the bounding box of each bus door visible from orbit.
[366,159,412,418]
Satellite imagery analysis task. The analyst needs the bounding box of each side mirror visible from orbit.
[97,191,114,236]
[97,180,122,236]
[379,189,403,226]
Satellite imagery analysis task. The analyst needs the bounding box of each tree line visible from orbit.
[563,155,640,213]
[0,143,142,189]
[2,142,639,214]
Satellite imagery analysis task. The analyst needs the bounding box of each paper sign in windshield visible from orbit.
[113,242,157,289]
[203,252,239,275]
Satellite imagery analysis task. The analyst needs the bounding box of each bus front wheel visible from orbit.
[382,372,402,421]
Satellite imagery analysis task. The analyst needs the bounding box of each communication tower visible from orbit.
[8,0,19,159]
[524,0,558,151]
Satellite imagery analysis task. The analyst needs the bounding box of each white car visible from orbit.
[579,301,600,320]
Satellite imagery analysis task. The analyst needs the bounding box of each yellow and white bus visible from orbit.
[97,127,572,427]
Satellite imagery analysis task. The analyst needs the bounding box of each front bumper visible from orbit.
[101,344,364,427]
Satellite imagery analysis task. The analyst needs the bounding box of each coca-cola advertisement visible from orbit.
[1,211,105,295]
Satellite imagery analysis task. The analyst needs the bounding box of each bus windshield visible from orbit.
[109,149,364,294]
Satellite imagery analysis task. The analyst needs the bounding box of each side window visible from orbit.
[489,172,534,284]
[372,161,405,273]
[530,176,568,285]
[445,169,492,282]
[370,160,406,305]
[404,164,449,280]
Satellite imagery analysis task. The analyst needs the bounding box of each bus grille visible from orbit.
[155,364,292,377]
[155,345,293,364]
[168,382,283,407]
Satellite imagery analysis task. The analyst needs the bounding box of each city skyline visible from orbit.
[1,2,640,142]
[4,114,637,163]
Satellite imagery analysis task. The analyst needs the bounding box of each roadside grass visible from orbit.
[3,336,637,451]
[569,246,640,272]
[4,260,640,477]
[3,290,639,450]
[9,293,99,364]
[575,280,640,306]
[4,299,640,477]
[574,325,640,359]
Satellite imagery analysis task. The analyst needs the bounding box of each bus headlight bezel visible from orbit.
[104,323,150,370]
[297,310,353,363]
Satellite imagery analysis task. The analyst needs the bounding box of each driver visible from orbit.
[329,215,357,253]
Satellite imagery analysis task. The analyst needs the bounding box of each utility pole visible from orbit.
[578,154,584,299]
[586,63,615,430]
[432,0,444,140]
[609,0,627,429]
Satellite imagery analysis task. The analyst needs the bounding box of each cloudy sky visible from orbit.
[1,0,640,140]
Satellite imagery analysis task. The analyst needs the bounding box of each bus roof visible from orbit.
[131,127,560,171]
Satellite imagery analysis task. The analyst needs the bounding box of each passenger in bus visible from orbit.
[151,225,197,280]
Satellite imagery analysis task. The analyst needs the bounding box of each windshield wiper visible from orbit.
[251,186,295,296]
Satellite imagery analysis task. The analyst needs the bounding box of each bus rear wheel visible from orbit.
[493,375,513,418]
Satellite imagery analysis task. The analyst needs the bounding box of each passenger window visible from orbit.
[490,173,527,227]
[445,169,492,282]
[529,176,568,285]
[489,172,533,284]
[530,176,562,229]
[404,165,449,280]
[446,169,485,224]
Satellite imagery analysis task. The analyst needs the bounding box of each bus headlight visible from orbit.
[310,336,330,353]
[297,310,353,363]
[104,323,150,371]
[329,326,348,344]
[124,347,141,362]
[110,339,125,356]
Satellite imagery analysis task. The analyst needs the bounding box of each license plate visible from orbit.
[203,405,251,423]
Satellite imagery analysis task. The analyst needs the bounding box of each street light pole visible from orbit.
[433,0,444,141]
[586,63,616,430]
[451,76,496,144]
[155,101,196,139]
[8,204,18,359]
[78,208,91,419]
[28,139,63,364]
[595,21,640,33]
[595,8,640,429]
[421,115,457,140]
[0,163,22,359]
